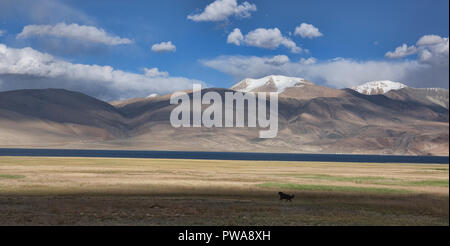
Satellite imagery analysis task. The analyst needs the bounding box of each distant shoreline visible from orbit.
[0,148,448,164]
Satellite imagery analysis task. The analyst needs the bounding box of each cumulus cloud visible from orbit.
[294,23,323,39]
[299,57,317,65]
[416,35,446,46]
[143,67,169,77]
[227,28,302,53]
[227,28,244,45]
[151,41,176,53]
[386,35,449,65]
[17,23,132,45]
[187,0,256,22]
[201,53,447,89]
[415,35,449,67]
[264,55,290,66]
[385,44,417,58]
[0,44,205,100]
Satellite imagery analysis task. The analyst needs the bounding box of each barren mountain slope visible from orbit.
[0,86,448,155]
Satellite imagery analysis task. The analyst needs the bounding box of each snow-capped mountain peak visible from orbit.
[351,80,408,95]
[231,75,313,93]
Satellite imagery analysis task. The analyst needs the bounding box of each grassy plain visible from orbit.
[0,156,448,225]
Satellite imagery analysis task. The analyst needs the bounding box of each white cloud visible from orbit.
[151,41,176,53]
[385,35,448,69]
[0,30,4,37]
[16,23,132,45]
[227,28,302,53]
[227,28,244,45]
[385,44,417,58]
[416,36,449,67]
[299,57,317,65]
[416,35,446,46]
[264,55,290,66]
[0,44,205,100]
[187,0,256,22]
[144,67,169,77]
[294,23,323,39]
[201,54,448,89]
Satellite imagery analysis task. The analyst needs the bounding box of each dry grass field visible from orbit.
[0,156,448,225]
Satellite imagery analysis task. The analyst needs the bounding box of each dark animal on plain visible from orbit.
[278,192,294,202]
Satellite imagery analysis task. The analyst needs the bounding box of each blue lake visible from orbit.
[0,148,448,164]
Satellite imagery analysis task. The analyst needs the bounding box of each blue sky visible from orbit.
[0,0,448,100]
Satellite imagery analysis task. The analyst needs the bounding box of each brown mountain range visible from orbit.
[0,84,448,155]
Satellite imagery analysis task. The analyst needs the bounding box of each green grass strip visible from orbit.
[403,179,449,187]
[285,174,395,183]
[0,174,25,179]
[258,182,410,194]
[284,174,448,187]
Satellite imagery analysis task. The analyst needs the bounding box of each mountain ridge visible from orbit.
[0,83,448,155]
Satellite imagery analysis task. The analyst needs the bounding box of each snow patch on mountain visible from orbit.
[147,93,159,98]
[231,75,313,93]
[351,80,408,95]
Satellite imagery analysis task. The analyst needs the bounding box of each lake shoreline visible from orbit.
[0,148,448,164]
